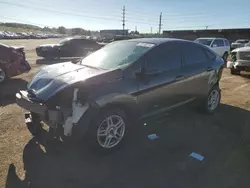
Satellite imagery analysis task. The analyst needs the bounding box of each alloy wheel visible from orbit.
[0,68,6,83]
[97,115,126,149]
[208,89,220,111]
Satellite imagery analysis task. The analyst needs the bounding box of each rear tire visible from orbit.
[0,67,7,84]
[84,108,130,154]
[204,85,221,114]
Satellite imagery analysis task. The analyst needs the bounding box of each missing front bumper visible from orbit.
[16,90,61,126]
[16,89,95,137]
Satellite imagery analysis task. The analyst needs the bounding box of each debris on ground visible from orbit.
[190,152,204,161]
[148,134,160,140]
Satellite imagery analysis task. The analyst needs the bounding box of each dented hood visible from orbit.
[28,62,122,101]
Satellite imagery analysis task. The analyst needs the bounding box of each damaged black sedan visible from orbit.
[36,37,104,59]
[16,38,224,152]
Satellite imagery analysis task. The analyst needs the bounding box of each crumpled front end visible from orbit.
[16,86,99,137]
[16,62,122,137]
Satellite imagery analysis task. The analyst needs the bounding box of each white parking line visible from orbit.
[221,76,234,81]
[233,83,249,92]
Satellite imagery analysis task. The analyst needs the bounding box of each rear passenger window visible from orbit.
[146,43,181,71]
[184,44,209,65]
[212,39,224,47]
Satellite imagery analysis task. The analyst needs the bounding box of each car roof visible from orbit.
[196,37,228,40]
[127,37,187,45]
[236,39,249,41]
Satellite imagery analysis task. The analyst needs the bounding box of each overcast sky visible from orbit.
[0,0,250,32]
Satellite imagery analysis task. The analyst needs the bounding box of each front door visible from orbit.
[136,42,184,119]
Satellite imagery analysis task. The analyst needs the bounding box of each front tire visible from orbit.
[205,85,221,114]
[0,67,7,84]
[85,108,129,153]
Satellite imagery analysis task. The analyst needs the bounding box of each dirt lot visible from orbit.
[0,39,250,188]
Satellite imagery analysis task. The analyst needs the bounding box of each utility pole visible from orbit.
[135,25,137,32]
[122,6,126,38]
[158,12,162,34]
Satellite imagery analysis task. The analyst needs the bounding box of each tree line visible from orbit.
[0,22,98,35]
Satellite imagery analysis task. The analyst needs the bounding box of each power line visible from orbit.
[22,0,123,17]
[2,0,250,31]
[0,1,121,21]
[6,0,249,27]
[0,0,158,27]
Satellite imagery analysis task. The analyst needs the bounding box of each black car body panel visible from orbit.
[16,38,224,137]
[36,37,105,59]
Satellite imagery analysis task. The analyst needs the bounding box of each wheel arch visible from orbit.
[94,92,137,122]
[100,102,136,123]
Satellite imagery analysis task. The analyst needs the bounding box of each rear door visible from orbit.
[181,42,215,100]
[211,39,225,57]
[136,42,184,118]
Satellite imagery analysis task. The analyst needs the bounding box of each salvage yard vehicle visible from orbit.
[228,43,250,75]
[16,38,224,152]
[195,37,230,62]
[36,37,105,60]
[0,43,31,84]
[231,39,250,50]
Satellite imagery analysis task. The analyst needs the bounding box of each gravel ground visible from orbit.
[0,39,250,188]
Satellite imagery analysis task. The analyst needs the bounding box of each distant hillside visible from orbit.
[0,22,43,33]
[0,22,58,33]
[0,22,99,36]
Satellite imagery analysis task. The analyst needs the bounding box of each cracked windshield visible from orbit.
[0,0,250,187]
